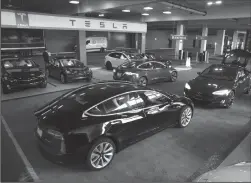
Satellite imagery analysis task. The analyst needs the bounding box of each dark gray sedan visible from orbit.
[113,60,178,86]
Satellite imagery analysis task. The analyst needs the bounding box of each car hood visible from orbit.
[189,76,234,93]
[5,67,42,79]
[194,162,251,182]
[35,97,93,133]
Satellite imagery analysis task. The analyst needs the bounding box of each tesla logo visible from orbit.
[15,12,29,27]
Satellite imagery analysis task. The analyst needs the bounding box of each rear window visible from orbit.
[120,61,137,69]
[59,59,81,67]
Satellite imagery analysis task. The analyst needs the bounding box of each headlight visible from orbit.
[212,89,230,96]
[47,129,64,140]
[113,69,116,72]
[169,65,172,68]
[185,83,191,90]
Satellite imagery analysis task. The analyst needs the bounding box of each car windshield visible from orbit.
[200,66,237,81]
[59,58,82,67]
[127,54,143,59]
[2,58,36,69]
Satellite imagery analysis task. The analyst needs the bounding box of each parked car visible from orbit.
[47,56,92,83]
[193,162,251,182]
[113,60,178,86]
[184,64,251,108]
[74,37,107,53]
[34,81,194,171]
[104,51,144,70]
[1,57,47,94]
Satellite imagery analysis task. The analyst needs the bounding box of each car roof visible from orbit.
[70,81,147,105]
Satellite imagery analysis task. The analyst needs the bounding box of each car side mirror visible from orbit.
[197,72,201,75]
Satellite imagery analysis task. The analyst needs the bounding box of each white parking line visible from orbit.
[1,116,40,182]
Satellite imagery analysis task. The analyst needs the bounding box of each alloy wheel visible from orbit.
[139,77,147,86]
[171,72,177,82]
[90,142,114,169]
[226,91,235,107]
[180,107,192,127]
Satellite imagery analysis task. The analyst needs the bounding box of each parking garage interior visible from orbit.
[1,0,251,182]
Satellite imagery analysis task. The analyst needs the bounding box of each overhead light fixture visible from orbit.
[163,11,172,14]
[207,1,213,5]
[215,0,222,4]
[144,7,153,10]
[69,0,79,4]
[142,13,149,16]
[122,9,130,12]
[99,14,104,17]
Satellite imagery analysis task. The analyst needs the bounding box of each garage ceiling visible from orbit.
[1,0,250,30]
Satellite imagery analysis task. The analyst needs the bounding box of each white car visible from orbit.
[193,162,251,182]
[74,37,107,53]
[104,52,143,70]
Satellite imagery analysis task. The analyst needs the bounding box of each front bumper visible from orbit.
[184,89,228,106]
[67,72,92,81]
[3,77,46,89]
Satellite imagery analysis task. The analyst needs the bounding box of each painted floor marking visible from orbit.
[1,116,40,182]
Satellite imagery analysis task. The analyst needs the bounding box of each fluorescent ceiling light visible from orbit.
[207,1,213,5]
[122,9,130,12]
[215,0,222,4]
[69,0,79,4]
[99,14,104,17]
[144,7,153,10]
[142,13,149,16]
[163,11,172,14]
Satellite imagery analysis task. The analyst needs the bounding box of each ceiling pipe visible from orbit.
[159,1,207,16]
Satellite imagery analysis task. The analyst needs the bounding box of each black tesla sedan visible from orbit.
[34,81,194,170]
[1,57,47,94]
[47,56,92,83]
[184,64,251,108]
[113,60,178,86]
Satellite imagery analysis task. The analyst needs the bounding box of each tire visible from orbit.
[39,80,47,88]
[139,76,148,87]
[60,73,67,84]
[170,71,178,82]
[86,137,116,171]
[224,90,235,108]
[177,106,193,128]
[106,61,113,70]
[2,84,11,94]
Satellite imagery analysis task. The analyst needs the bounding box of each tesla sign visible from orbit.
[15,12,29,27]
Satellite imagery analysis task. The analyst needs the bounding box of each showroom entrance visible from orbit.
[1,9,147,100]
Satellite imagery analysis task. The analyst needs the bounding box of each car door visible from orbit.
[138,90,178,131]
[137,62,159,83]
[88,92,148,148]
[107,53,116,66]
[151,62,170,81]
[112,53,124,67]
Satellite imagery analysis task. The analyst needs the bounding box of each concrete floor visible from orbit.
[1,65,250,182]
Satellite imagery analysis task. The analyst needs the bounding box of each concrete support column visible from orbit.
[135,33,139,50]
[215,30,226,55]
[232,31,238,50]
[77,30,87,65]
[141,33,146,53]
[107,32,111,49]
[200,25,208,52]
[175,23,184,59]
